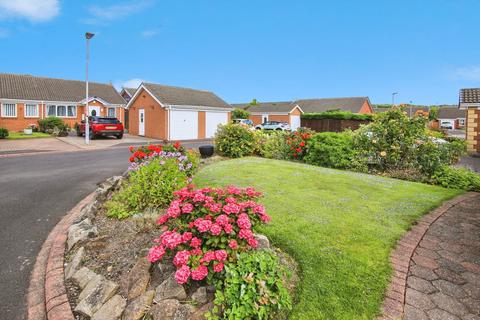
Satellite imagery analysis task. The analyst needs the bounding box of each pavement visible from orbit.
[403,193,480,320]
[457,156,480,173]
[447,129,466,139]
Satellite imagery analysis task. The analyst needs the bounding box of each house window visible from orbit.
[46,105,77,117]
[107,107,116,117]
[25,104,39,117]
[459,118,465,126]
[1,103,17,117]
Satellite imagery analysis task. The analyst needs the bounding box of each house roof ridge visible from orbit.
[0,72,113,87]
[143,82,214,94]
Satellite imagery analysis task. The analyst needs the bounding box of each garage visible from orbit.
[170,110,198,140]
[206,111,228,138]
[290,115,301,131]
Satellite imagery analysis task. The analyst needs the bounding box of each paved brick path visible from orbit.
[404,193,480,320]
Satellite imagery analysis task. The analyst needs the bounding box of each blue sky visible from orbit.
[0,0,479,105]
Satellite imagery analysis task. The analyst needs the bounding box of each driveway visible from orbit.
[447,129,466,139]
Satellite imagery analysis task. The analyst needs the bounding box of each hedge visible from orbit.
[301,111,374,121]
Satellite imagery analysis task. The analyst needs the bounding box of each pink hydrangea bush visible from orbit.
[147,185,271,285]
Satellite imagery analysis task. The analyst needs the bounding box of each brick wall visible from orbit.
[128,88,168,139]
[466,109,479,154]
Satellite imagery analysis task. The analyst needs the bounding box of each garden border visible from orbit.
[377,192,477,320]
[26,192,96,320]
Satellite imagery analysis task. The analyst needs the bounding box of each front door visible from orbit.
[139,109,145,136]
[89,106,101,116]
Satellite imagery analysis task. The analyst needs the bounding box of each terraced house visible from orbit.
[459,88,480,154]
[0,73,126,132]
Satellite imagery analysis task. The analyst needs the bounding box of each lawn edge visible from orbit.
[377,191,478,320]
[26,192,96,320]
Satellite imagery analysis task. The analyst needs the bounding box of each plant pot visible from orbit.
[23,128,33,135]
[199,145,214,158]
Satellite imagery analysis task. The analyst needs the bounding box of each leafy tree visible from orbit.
[232,108,250,119]
[429,106,439,121]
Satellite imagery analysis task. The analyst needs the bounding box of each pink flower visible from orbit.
[161,231,183,249]
[204,196,214,203]
[175,265,191,284]
[193,192,205,202]
[223,223,233,234]
[166,205,181,218]
[227,186,241,195]
[173,250,190,267]
[247,237,258,248]
[210,223,222,236]
[194,218,212,233]
[223,203,240,215]
[260,214,271,223]
[215,214,229,226]
[190,248,202,256]
[188,222,194,228]
[206,202,222,213]
[238,229,253,239]
[157,214,169,225]
[253,204,265,215]
[225,197,237,204]
[213,262,224,273]
[190,237,202,248]
[181,203,194,214]
[228,240,238,249]
[182,232,193,243]
[191,265,208,281]
[237,214,251,229]
[214,250,228,261]
[201,251,216,263]
[245,187,261,197]
[147,245,165,263]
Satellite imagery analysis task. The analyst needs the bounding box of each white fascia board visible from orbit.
[459,103,480,109]
[250,112,289,115]
[290,105,305,114]
[168,104,232,112]
[126,84,167,109]
[0,98,78,105]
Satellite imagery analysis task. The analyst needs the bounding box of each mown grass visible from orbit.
[194,157,462,319]
[6,132,51,139]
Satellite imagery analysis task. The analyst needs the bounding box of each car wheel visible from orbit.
[275,128,282,131]
[116,133,123,139]
[256,127,262,130]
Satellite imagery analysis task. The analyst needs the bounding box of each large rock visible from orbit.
[122,290,155,320]
[174,304,196,320]
[67,218,98,251]
[72,267,101,289]
[65,247,85,280]
[150,299,180,320]
[95,176,123,201]
[91,295,126,320]
[75,277,119,317]
[191,287,208,305]
[254,234,270,249]
[155,275,187,301]
[126,258,151,300]
[190,302,214,320]
[157,262,176,281]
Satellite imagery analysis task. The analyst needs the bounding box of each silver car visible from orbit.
[255,121,291,131]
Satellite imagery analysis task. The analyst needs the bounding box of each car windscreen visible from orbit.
[91,117,120,124]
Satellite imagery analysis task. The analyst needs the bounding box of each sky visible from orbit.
[0,0,479,105]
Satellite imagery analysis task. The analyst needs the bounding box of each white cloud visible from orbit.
[451,65,480,81]
[141,28,160,38]
[114,78,145,91]
[85,0,153,24]
[0,0,60,22]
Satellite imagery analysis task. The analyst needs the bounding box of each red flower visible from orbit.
[214,250,228,261]
[147,245,165,263]
[296,147,302,153]
[173,250,190,267]
[175,265,190,284]
[191,265,208,281]
[190,237,202,248]
[228,239,238,249]
[173,141,181,150]
[129,156,135,162]
[128,146,135,153]
[210,223,222,236]
[247,237,259,248]
[213,262,224,273]
[299,141,305,147]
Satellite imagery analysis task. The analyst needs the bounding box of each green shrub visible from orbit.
[260,131,290,160]
[0,127,9,139]
[214,123,256,158]
[208,250,292,320]
[302,111,373,121]
[105,157,188,219]
[232,108,250,119]
[38,117,67,133]
[431,166,480,191]
[305,132,355,169]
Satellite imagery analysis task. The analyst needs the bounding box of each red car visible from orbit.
[77,116,124,139]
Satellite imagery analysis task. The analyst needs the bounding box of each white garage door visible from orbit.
[206,112,228,138]
[170,110,198,140]
[290,115,301,131]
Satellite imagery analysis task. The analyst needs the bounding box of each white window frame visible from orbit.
[107,107,116,117]
[24,104,39,118]
[45,104,77,118]
[1,103,17,118]
[458,118,466,126]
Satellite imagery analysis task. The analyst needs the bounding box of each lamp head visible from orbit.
[85,32,95,39]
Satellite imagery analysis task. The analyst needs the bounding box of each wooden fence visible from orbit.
[301,118,371,133]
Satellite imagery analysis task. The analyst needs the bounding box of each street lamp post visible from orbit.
[392,92,398,108]
[85,32,95,145]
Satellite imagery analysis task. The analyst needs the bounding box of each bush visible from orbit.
[305,132,355,169]
[105,151,197,219]
[285,128,314,160]
[232,108,250,120]
[214,123,256,158]
[302,111,373,121]
[259,131,290,160]
[147,185,271,284]
[0,127,9,139]
[38,117,66,133]
[207,250,292,320]
[431,166,480,191]
[416,139,466,176]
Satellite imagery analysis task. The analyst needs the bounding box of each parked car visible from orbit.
[77,116,124,139]
[255,121,291,131]
[232,119,254,126]
[440,121,453,130]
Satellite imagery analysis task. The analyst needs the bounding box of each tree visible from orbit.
[232,108,250,120]
[429,106,439,121]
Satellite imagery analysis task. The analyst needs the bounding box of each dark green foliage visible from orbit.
[305,132,355,169]
[232,108,250,119]
[38,116,67,133]
[431,166,480,191]
[208,250,292,320]
[302,111,373,121]
[0,127,9,139]
[214,123,256,158]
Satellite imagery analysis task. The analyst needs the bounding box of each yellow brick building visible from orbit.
[459,88,480,154]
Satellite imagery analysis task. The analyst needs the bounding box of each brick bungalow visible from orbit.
[0,73,126,132]
[231,102,303,130]
[437,107,466,130]
[295,97,373,114]
[459,88,480,154]
[127,83,232,140]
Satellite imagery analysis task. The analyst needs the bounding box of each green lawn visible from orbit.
[6,132,51,139]
[194,157,462,320]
